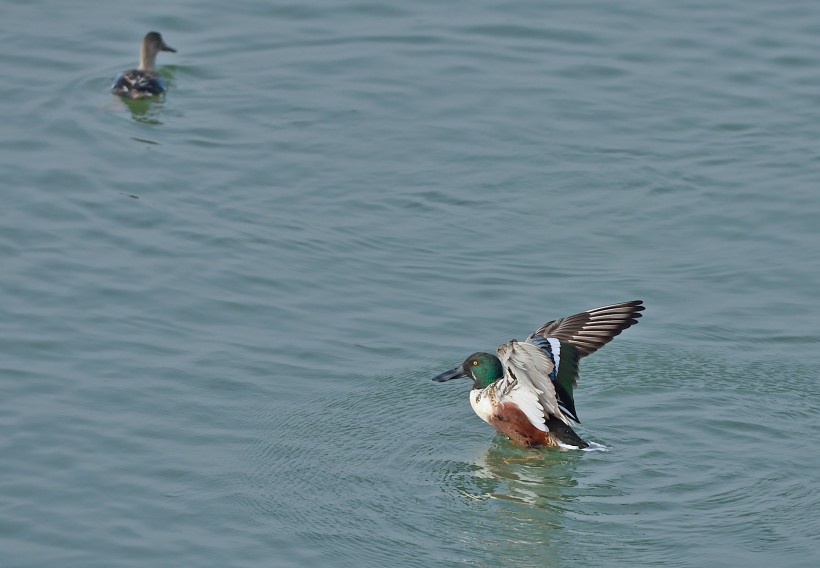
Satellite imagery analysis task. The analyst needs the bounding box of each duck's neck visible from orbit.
[139,45,157,71]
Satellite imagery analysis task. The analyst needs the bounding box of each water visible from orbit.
[2,1,820,566]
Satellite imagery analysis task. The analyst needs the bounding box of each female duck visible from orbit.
[112,32,176,99]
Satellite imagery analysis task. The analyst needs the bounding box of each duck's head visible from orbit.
[432,352,504,390]
[140,31,176,70]
[145,31,176,54]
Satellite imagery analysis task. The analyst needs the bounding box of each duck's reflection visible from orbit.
[457,438,584,507]
[119,97,165,125]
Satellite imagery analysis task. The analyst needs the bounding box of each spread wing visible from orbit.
[526,300,644,423]
[496,340,569,428]
[528,300,644,359]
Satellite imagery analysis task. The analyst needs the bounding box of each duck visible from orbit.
[433,300,644,449]
[112,32,176,99]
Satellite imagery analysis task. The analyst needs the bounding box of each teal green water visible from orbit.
[3,1,820,566]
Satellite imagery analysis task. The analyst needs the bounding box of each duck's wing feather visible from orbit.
[496,340,568,428]
[111,70,166,98]
[526,336,581,422]
[525,300,644,423]
[112,72,130,94]
[527,300,644,358]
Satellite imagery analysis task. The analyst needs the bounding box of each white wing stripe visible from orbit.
[547,338,561,377]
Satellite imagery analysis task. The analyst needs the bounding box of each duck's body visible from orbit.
[433,300,645,449]
[112,69,168,100]
[112,32,176,99]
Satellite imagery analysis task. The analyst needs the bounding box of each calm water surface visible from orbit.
[2,1,820,567]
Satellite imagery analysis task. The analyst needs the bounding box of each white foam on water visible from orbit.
[580,441,609,452]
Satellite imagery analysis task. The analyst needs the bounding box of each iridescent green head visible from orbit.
[432,352,504,390]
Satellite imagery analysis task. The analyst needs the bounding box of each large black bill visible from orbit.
[432,366,466,382]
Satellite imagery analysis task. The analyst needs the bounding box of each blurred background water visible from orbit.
[2,0,819,566]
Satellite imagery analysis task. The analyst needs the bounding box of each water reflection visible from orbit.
[461,438,582,508]
[119,97,166,125]
[440,439,585,567]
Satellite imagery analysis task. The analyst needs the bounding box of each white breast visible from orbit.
[469,389,495,425]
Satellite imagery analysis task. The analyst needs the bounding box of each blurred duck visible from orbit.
[112,32,176,99]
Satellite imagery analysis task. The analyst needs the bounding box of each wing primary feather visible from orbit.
[528,300,644,358]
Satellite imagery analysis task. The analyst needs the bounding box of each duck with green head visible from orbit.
[433,300,644,449]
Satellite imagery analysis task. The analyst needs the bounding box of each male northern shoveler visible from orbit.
[112,32,176,99]
[433,300,644,449]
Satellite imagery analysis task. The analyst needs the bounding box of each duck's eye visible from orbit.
[472,360,478,366]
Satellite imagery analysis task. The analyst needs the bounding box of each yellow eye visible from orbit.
[472,360,478,366]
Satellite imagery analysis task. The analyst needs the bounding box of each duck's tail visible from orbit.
[546,416,589,449]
